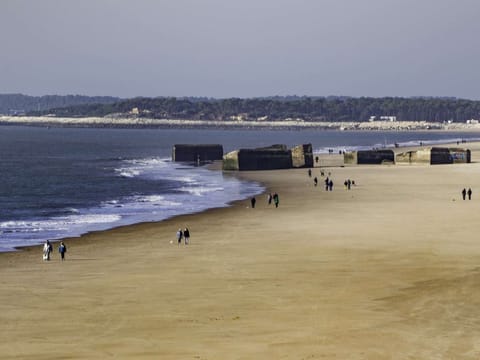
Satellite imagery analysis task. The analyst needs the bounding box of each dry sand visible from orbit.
[2,143,480,359]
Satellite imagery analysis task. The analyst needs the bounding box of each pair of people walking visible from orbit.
[176,227,191,245]
[42,240,67,261]
[462,188,472,200]
[267,193,279,207]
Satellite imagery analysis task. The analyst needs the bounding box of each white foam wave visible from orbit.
[126,157,170,167]
[129,195,182,206]
[116,168,140,178]
[0,214,121,233]
[177,186,224,196]
[115,157,171,179]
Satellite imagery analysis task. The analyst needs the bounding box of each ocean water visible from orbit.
[1,126,479,252]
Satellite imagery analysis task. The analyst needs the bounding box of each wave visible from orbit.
[177,186,224,196]
[115,157,171,178]
[0,214,122,234]
[116,168,141,178]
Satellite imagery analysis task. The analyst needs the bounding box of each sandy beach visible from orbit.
[2,143,480,359]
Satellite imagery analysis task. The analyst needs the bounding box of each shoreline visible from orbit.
[0,164,267,255]
[0,139,474,255]
[1,182,268,257]
[3,115,480,131]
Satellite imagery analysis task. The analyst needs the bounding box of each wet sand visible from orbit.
[2,143,480,359]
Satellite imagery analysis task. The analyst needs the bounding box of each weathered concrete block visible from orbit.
[449,148,471,164]
[396,147,471,165]
[222,150,240,171]
[223,145,292,171]
[430,147,452,165]
[291,144,314,168]
[172,144,223,163]
[344,150,395,165]
[396,149,431,164]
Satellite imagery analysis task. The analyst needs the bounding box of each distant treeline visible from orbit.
[0,94,120,114]
[25,96,480,123]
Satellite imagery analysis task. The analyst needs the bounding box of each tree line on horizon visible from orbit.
[0,94,120,114]
[9,95,480,123]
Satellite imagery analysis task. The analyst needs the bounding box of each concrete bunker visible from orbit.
[223,143,313,171]
[396,147,471,165]
[172,144,224,163]
[344,149,395,165]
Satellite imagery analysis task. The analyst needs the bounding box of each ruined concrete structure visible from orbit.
[344,149,395,165]
[291,144,314,168]
[222,144,313,171]
[172,144,224,163]
[396,147,471,165]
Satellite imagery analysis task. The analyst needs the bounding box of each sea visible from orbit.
[1,125,479,252]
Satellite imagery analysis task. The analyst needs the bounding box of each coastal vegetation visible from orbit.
[0,94,119,114]
[24,96,480,123]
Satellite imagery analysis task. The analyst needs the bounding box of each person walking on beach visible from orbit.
[183,228,190,245]
[251,197,256,208]
[43,240,52,261]
[308,168,312,177]
[468,188,472,200]
[314,177,318,187]
[58,241,67,261]
[462,188,467,200]
[176,229,183,245]
[328,179,333,191]
[267,193,272,205]
[273,193,279,208]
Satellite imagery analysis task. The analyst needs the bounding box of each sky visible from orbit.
[1,0,480,99]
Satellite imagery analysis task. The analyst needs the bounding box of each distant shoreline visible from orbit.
[2,115,480,131]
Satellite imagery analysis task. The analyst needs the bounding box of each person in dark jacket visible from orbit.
[58,241,67,261]
[273,193,279,208]
[176,229,183,245]
[184,228,190,245]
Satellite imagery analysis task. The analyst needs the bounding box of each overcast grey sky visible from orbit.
[1,0,480,99]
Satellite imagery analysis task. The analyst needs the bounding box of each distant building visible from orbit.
[380,116,396,122]
[466,119,479,124]
[369,115,397,122]
[229,113,248,122]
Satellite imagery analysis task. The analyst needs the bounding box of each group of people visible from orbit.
[309,168,355,192]
[249,192,281,209]
[42,240,67,261]
[44,226,193,259]
[461,188,473,200]
[267,193,280,208]
[343,179,355,190]
[176,227,191,245]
